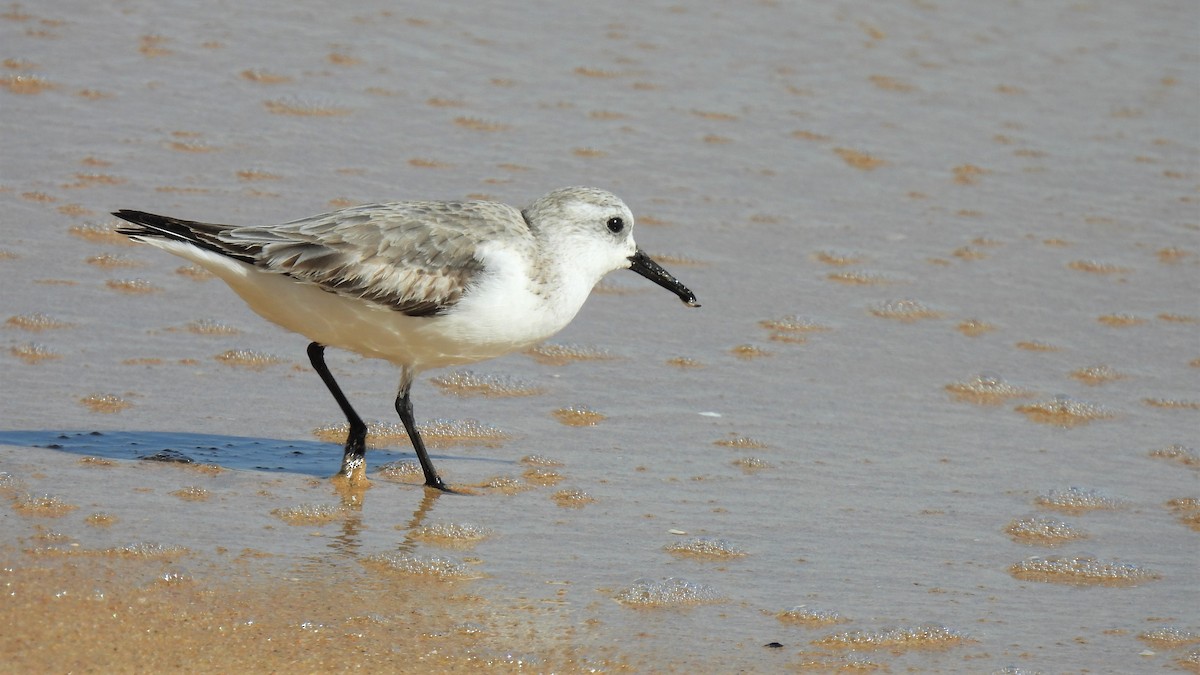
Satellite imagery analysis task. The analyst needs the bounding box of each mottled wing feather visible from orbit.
[221,201,532,316]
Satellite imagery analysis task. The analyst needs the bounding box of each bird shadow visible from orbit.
[0,429,486,556]
[0,429,504,478]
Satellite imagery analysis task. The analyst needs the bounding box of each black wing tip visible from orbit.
[111,209,204,238]
[111,209,170,227]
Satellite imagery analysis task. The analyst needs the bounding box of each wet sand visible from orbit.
[2,1,1198,672]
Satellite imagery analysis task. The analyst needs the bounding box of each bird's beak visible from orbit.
[627,249,700,307]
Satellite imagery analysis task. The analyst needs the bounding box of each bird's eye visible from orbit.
[606,217,624,233]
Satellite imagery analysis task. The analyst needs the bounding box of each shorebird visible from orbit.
[113,187,698,491]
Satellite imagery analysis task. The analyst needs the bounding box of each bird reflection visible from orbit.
[325,482,450,558]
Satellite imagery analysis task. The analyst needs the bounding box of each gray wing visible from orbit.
[115,201,533,316]
[226,201,534,316]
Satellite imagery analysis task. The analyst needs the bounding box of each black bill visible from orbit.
[627,249,700,307]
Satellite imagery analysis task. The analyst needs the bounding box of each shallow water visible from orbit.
[2,0,1198,672]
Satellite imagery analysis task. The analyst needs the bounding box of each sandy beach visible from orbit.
[2,1,1197,672]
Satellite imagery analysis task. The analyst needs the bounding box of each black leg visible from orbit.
[394,373,450,492]
[306,342,367,479]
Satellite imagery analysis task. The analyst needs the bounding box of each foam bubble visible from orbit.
[519,454,563,467]
[1009,556,1159,586]
[776,606,847,626]
[957,319,998,337]
[79,394,132,413]
[945,373,1032,405]
[1067,259,1132,274]
[1097,313,1147,327]
[0,471,21,492]
[524,342,613,366]
[1015,340,1060,352]
[375,460,423,481]
[551,489,595,508]
[422,419,508,446]
[731,344,772,359]
[85,253,141,269]
[12,493,78,517]
[85,513,117,527]
[813,249,868,266]
[732,457,773,472]
[869,299,943,321]
[1016,395,1115,426]
[1143,398,1200,410]
[1149,444,1199,467]
[1166,498,1200,531]
[264,96,351,116]
[169,486,210,502]
[827,270,897,285]
[79,457,116,468]
[42,543,191,560]
[186,319,239,335]
[361,552,476,580]
[1035,487,1126,512]
[271,503,347,526]
[6,312,74,331]
[552,406,605,427]
[1069,364,1127,385]
[106,278,161,294]
[614,577,725,607]
[409,523,490,547]
[214,349,286,370]
[522,468,564,486]
[10,342,61,364]
[1004,516,1087,544]
[664,537,748,559]
[481,475,529,493]
[108,540,189,557]
[794,654,884,671]
[1138,627,1200,648]
[430,370,542,397]
[815,625,973,650]
[713,435,767,449]
[314,419,506,448]
[175,265,214,280]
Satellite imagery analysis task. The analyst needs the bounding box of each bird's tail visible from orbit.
[111,210,256,264]
[112,210,211,245]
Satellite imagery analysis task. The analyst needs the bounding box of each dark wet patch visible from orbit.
[0,430,341,475]
[0,430,505,477]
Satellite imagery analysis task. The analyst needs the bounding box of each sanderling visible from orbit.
[113,187,699,491]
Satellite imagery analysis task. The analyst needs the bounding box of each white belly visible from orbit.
[160,242,589,372]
